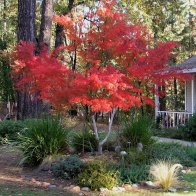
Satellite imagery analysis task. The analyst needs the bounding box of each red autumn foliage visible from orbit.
[12,0,189,113]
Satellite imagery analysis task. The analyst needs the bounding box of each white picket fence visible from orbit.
[156,111,193,128]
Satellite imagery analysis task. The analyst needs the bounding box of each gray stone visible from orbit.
[100,188,108,192]
[168,188,177,192]
[132,184,139,188]
[181,170,186,174]
[81,187,90,192]
[122,184,132,191]
[42,182,50,187]
[136,143,143,152]
[70,186,81,193]
[49,185,57,189]
[112,187,125,192]
[115,145,121,153]
[143,181,156,188]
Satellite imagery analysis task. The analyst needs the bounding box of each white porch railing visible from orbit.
[156,111,193,128]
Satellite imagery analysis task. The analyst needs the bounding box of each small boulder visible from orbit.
[122,184,132,191]
[49,185,57,189]
[168,187,176,193]
[142,181,156,188]
[42,182,50,188]
[81,187,90,192]
[132,184,139,189]
[112,187,125,192]
[100,188,109,192]
[115,145,121,153]
[136,143,143,152]
[70,186,81,193]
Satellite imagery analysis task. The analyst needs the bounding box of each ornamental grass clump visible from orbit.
[150,160,182,191]
[17,117,68,166]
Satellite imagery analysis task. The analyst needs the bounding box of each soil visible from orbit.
[0,145,78,195]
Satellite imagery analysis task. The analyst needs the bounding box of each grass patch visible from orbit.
[180,171,196,192]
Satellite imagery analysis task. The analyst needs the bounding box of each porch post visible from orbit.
[185,81,187,111]
[191,79,194,114]
[155,85,159,120]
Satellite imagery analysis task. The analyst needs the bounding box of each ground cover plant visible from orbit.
[16,117,68,166]
[0,120,25,142]
[52,155,85,179]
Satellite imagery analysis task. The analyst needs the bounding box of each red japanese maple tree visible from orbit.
[13,0,187,154]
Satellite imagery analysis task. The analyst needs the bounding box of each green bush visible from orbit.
[118,164,149,184]
[149,143,195,167]
[52,155,84,179]
[17,117,68,166]
[72,130,97,153]
[0,120,25,141]
[121,115,154,148]
[186,113,196,140]
[185,146,196,162]
[77,160,118,190]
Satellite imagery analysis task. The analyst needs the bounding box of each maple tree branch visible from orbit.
[100,108,117,146]
[92,113,99,141]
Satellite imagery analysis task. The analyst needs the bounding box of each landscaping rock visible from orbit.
[69,186,81,193]
[35,181,42,186]
[112,187,125,192]
[49,185,56,189]
[142,181,156,188]
[81,187,90,192]
[122,184,132,191]
[100,188,108,192]
[42,182,50,187]
[136,143,143,152]
[181,170,186,174]
[168,188,177,193]
[115,145,121,153]
[132,184,139,188]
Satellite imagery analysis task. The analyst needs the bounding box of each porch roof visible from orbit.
[175,55,196,73]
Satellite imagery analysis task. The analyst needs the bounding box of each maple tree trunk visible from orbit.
[92,108,117,155]
[39,0,54,48]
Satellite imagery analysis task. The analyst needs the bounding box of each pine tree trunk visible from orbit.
[54,0,74,48]
[17,0,39,119]
[39,0,54,48]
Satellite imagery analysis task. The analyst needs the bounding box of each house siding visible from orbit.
[186,80,192,112]
[194,75,196,113]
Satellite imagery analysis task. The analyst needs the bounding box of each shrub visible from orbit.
[118,164,149,184]
[77,160,118,190]
[121,115,154,148]
[185,146,196,162]
[150,160,182,190]
[149,143,195,167]
[125,149,150,165]
[0,120,25,141]
[17,117,68,166]
[72,130,97,153]
[52,155,84,179]
[186,113,196,140]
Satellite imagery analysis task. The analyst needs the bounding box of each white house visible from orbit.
[155,55,196,128]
